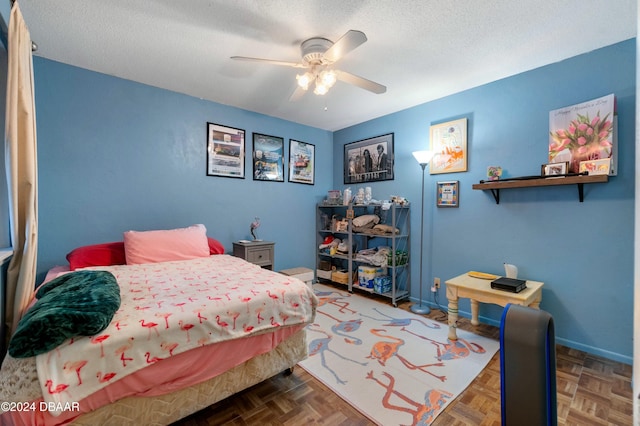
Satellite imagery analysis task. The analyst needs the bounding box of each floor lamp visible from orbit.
[410,150,435,315]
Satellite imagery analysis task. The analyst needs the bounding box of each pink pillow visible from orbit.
[123,224,210,265]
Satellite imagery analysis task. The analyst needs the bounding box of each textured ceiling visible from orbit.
[17,0,637,131]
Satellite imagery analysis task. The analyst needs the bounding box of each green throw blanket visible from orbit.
[8,270,121,358]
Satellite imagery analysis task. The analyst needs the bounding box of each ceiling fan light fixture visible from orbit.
[319,70,337,88]
[313,82,329,95]
[296,72,312,90]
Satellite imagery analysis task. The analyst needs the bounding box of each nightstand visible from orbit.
[232,241,275,270]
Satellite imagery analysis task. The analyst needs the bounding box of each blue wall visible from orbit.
[33,39,634,363]
[34,58,332,280]
[334,39,636,363]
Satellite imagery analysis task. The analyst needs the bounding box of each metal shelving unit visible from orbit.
[316,202,410,306]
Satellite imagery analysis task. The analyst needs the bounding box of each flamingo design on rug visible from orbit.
[400,327,486,361]
[307,324,367,385]
[366,370,453,425]
[315,290,356,315]
[368,329,446,382]
[360,307,441,329]
[318,310,363,345]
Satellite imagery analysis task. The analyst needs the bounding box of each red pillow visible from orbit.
[207,237,225,254]
[66,242,126,271]
[66,237,225,270]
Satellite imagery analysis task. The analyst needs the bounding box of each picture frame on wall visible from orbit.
[429,118,467,174]
[253,133,284,182]
[436,180,459,207]
[288,139,315,185]
[206,122,245,179]
[344,133,394,184]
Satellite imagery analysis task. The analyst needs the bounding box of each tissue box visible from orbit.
[373,276,392,294]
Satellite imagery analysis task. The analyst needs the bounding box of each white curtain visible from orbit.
[4,1,38,339]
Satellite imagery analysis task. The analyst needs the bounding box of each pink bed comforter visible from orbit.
[34,255,317,413]
[3,325,303,426]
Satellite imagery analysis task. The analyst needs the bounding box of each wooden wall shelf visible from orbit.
[472,174,609,204]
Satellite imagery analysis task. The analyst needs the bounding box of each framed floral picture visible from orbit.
[548,93,615,174]
[288,139,315,185]
[430,118,467,174]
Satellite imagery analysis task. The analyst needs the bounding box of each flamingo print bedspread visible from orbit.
[35,255,317,411]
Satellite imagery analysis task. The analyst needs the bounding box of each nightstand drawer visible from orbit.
[233,241,275,270]
[246,247,272,264]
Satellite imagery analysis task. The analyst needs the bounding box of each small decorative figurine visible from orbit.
[250,217,260,240]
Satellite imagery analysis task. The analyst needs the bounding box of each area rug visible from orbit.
[298,284,499,426]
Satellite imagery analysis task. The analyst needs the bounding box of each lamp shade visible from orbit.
[412,150,434,166]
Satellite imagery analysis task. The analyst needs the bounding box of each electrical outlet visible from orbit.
[434,277,441,289]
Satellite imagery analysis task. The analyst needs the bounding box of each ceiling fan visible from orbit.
[231,30,386,101]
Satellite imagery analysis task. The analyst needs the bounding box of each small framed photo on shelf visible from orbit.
[253,133,284,182]
[579,158,611,175]
[541,161,568,177]
[486,166,502,181]
[436,180,459,207]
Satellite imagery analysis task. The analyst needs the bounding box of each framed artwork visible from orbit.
[429,118,468,174]
[437,180,459,207]
[541,161,569,177]
[579,158,611,175]
[549,93,615,175]
[206,122,245,178]
[344,133,394,184]
[253,133,284,182]
[288,139,315,185]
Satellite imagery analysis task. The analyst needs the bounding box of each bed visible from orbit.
[0,225,317,425]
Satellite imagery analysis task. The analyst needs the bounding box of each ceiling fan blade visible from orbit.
[230,56,306,68]
[289,85,307,102]
[336,71,386,94]
[322,30,367,63]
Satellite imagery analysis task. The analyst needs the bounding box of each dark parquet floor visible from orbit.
[172,291,633,426]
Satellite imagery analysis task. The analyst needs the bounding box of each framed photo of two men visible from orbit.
[344,133,394,184]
